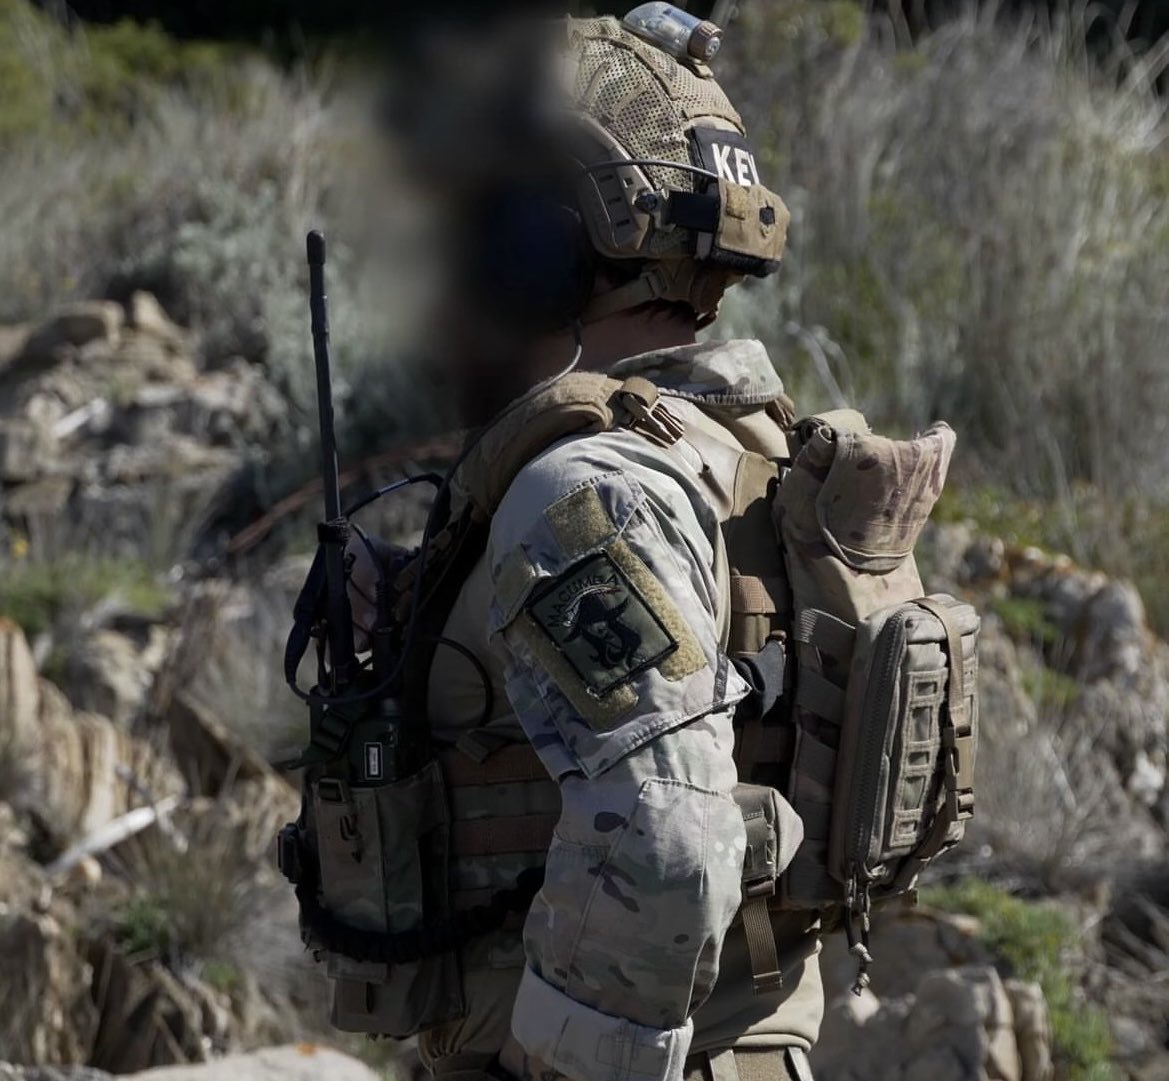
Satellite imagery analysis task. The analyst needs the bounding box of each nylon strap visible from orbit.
[682,1050,800,1081]
[737,1051,796,1081]
[794,668,846,725]
[913,597,967,726]
[741,896,783,994]
[792,732,836,789]
[793,609,855,661]
[450,814,558,857]
[729,575,787,615]
[617,376,686,446]
[439,744,550,787]
[707,1050,739,1081]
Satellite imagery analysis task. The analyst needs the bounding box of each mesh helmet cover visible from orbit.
[559,16,787,322]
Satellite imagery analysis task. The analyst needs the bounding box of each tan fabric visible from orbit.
[440,744,550,787]
[450,813,558,857]
[427,555,517,742]
[421,343,824,1075]
[684,1043,809,1081]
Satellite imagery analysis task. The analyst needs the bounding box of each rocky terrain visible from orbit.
[1,298,1167,1080]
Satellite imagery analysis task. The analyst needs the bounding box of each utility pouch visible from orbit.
[732,782,803,995]
[830,594,979,895]
[769,415,978,990]
[300,758,464,1036]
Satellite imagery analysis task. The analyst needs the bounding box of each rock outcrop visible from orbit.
[0,618,183,845]
[815,909,1053,1081]
[0,614,313,1073]
[3,296,1169,1079]
[0,295,285,561]
[0,1045,380,1081]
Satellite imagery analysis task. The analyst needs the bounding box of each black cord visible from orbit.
[286,473,441,704]
[291,322,584,710]
[343,473,443,517]
[580,157,720,182]
[427,635,494,727]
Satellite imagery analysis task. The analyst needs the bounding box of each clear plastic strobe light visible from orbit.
[622,3,722,62]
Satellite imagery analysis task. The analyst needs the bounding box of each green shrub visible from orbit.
[113,895,174,959]
[201,958,242,993]
[0,555,169,638]
[110,796,278,967]
[922,880,1114,1081]
[990,596,1061,649]
[1019,664,1081,713]
[0,0,241,143]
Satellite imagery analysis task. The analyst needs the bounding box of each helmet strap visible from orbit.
[580,261,734,325]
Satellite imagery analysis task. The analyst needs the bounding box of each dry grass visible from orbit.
[717,1,1169,509]
[105,787,284,967]
[0,1,441,446]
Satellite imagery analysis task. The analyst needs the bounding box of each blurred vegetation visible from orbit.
[108,798,277,967]
[924,879,1115,1081]
[0,0,436,450]
[0,554,169,638]
[714,0,1169,637]
[0,0,242,142]
[934,485,1169,636]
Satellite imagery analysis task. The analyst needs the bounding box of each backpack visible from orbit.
[278,367,980,1033]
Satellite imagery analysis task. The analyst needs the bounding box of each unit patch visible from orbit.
[526,551,678,697]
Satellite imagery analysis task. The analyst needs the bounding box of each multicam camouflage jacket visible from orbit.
[473,340,823,1080]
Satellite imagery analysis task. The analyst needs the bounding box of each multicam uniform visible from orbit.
[421,340,823,1081]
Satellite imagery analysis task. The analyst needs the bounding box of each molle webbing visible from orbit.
[438,745,557,854]
[683,1047,811,1081]
[440,742,557,933]
[719,449,793,793]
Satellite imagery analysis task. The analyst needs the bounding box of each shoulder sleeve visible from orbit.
[487,432,748,778]
[487,433,751,1081]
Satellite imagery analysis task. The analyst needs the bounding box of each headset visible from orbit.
[463,138,791,332]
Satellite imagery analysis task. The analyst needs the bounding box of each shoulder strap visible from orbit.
[454,370,697,515]
[454,372,622,515]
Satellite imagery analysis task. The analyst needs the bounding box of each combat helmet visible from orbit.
[560,4,791,326]
[397,4,790,331]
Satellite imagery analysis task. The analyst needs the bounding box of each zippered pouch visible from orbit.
[829,593,979,893]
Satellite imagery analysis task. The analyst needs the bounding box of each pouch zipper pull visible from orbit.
[844,871,873,996]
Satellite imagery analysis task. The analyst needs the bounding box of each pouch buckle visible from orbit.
[942,730,975,821]
[276,823,303,884]
[618,388,686,447]
[743,874,776,902]
[317,776,352,804]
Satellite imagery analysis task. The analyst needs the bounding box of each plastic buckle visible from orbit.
[316,776,350,804]
[620,392,686,447]
[743,875,776,901]
[276,823,302,884]
[945,784,975,821]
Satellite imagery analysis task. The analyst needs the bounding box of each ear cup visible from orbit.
[464,192,595,331]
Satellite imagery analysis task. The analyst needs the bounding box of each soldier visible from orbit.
[341,11,823,1081]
